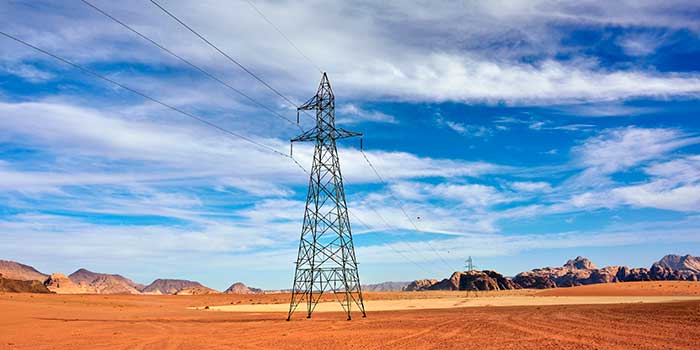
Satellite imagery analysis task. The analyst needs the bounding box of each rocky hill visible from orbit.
[362,281,410,292]
[44,273,94,294]
[175,285,220,295]
[656,254,700,273]
[0,273,52,293]
[68,268,143,294]
[142,279,206,294]
[406,270,518,291]
[404,279,439,291]
[224,282,264,294]
[0,260,48,281]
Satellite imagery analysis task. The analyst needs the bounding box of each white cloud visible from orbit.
[551,102,656,117]
[388,181,512,208]
[613,184,700,212]
[355,218,700,265]
[0,99,510,195]
[573,127,700,175]
[617,31,668,57]
[644,155,700,184]
[336,104,397,124]
[435,114,494,137]
[1,63,54,82]
[510,181,552,192]
[610,155,700,212]
[2,1,700,105]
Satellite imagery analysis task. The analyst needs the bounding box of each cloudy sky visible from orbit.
[1,0,699,290]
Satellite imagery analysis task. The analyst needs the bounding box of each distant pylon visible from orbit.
[287,73,366,321]
[465,256,475,272]
[464,256,478,298]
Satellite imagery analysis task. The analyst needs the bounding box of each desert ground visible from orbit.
[1,281,700,350]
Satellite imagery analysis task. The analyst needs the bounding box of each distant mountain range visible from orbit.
[3,254,698,294]
[361,281,411,292]
[0,260,262,295]
[406,254,700,291]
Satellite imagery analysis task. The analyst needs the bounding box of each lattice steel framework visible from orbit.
[287,73,366,321]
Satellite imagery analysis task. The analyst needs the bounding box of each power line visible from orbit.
[360,149,456,271]
[242,0,323,74]
[232,0,454,273]
[359,200,444,274]
[0,30,289,159]
[149,0,313,121]
[125,0,454,273]
[3,23,451,276]
[347,208,432,276]
[80,0,301,131]
[144,0,457,272]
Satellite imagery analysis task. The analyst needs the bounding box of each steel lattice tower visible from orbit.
[287,73,366,321]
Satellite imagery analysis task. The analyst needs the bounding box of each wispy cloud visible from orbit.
[436,116,493,137]
[3,1,700,105]
[336,104,397,124]
[1,63,54,82]
[572,127,700,175]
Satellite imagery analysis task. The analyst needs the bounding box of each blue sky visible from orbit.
[1,0,699,290]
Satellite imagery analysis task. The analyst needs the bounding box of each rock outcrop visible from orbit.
[512,273,557,289]
[656,254,700,274]
[68,268,143,294]
[224,282,264,294]
[142,279,207,295]
[0,274,52,293]
[408,271,520,292]
[175,285,220,295]
[564,256,596,270]
[404,279,439,291]
[44,273,93,294]
[0,260,48,281]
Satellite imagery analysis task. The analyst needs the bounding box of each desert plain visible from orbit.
[1,281,700,350]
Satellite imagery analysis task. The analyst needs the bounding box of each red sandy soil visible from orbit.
[1,281,700,350]
[536,281,700,297]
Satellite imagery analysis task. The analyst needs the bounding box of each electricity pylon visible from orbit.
[465,256,475,271]
[287,73,366,321]
[465,256,478,298]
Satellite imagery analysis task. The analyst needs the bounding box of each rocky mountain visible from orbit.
[656,254,700,273]
[175,285,220,295]
[142,279,206,295]
[406,271,519,291]
[0,273,52,293]
[362,281,410,292]
[0,260,48,281]
[224,282,264,294]
[44,273,93,294]
[68,268,143,294]
[564,256,596,270]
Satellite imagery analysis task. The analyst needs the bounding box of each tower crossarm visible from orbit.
[291,127,362,143]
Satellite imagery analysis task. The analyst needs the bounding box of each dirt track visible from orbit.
[1,282,700,350]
